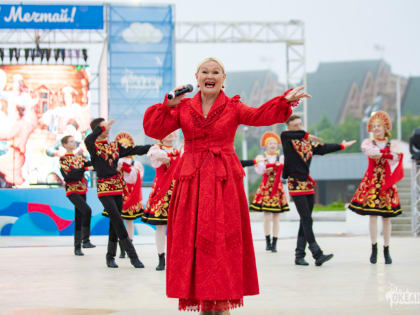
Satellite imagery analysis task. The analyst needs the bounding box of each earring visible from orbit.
[222,85,225,88]
[197,84,200,88]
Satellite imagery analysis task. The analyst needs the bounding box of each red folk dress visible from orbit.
[143,90,295,312]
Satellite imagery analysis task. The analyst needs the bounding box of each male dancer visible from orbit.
[281,115,355,266]
[85,118,151,268]
[59,135,96,256]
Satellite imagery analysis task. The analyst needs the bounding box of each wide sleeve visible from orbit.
[254,155,266,174]
[119,144,152,158]
[237,91,295,126]
[135,161,144,178]
[147,144,167,168]
[279,155,284,165]
[312,142,344,155]
[361,139,381,158]
[143,96,182,140]
[388,140,401,168]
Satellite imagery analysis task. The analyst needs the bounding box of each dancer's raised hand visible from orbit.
[285,86,312,102]
[341,140,356,149]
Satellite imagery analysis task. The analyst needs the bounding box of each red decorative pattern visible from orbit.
[179,298,243,312]
[349,155,401,217]
[95,140,119,166]
[65,179,87,196]
[250,163,289,213]
[287,177,315,196]
[97,174,123,197]
[291,138,313,163]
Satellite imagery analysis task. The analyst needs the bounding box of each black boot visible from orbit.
[119,240,126,258]
[120,238,144,268]
[295,236,309,266]
[271,237,278,253]
[265,235,272,251]
[74,230,84,256]
[309,242,333,266]
[81,226,96,248]
[370,243,377,264]
[384,246,392,264]
[106,241,119,268]
[156,253,165,271]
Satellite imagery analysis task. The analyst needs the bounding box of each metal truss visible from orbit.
[176,21,307,128]
[411,160,420,236]
[0,28,107,45]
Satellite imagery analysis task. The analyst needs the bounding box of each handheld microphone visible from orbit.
[167,84,194,100]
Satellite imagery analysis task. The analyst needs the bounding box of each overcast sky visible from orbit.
[4,0,420,86]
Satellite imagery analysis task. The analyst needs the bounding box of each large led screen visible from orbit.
[0,65,90,188]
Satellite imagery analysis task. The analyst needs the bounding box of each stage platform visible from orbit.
[1,235,419,315]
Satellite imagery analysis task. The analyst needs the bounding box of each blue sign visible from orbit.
[108,5,175,144]
[0,5,104,29]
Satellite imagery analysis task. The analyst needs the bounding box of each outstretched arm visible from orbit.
[238,86,311,126]
[119,144,152,158]
[143,95,182,140]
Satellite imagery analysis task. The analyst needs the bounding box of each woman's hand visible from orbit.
[167,85,188,107]
[341,140,356,149]
[265,167,274,174]
[285,86,312,102]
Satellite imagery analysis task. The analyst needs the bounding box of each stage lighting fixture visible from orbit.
[40,49,46,62]
[82,49,88,62]
[9,48,14,63]
[75,49,80,60]
[60,49,65,62]
[410,128,420,161]
[24,48,30,62]
[15,49,21,62]
[46,49,51,62]
[54,48,60,62]
[0,48,4,62]
[31,49,36,62]
[67,49,72,59]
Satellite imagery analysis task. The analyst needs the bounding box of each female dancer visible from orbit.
[250,131,289,253]
[142,131,180,271]
[348,111,403,264]
[143,57,311,314]
[113,132,145,258]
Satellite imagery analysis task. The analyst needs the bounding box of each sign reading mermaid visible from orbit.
[0,4,104,29]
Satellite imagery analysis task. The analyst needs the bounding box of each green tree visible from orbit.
[392,112,420,142]
[310,115,362,153]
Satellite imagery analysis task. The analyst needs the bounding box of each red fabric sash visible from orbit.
[383,153,404,190]
[123,172,142,210]
[183,142,240,255]
[262,163,284,198]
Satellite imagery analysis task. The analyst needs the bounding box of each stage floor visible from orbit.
[1,236,419,315]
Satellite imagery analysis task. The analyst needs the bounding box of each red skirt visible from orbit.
[167,164,259,311]
[250,172,289,213]
[349,163,402,217]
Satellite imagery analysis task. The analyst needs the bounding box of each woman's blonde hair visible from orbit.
[196,57,225,74]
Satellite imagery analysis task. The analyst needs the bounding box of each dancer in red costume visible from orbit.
[348,111,403,264]
[102,132,145,258]
[143,57,311,314]
[250,131,289,253]
[142,131,180,271]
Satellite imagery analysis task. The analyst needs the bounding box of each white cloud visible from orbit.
[122,22,163,44]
